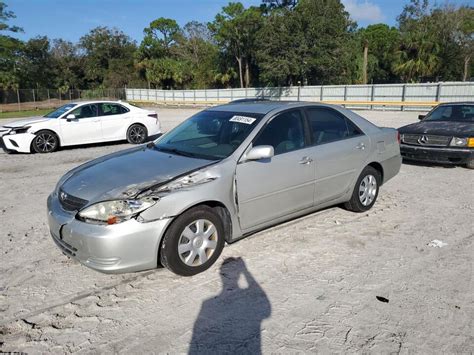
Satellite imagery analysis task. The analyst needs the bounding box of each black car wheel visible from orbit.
[32,130,59,153]
[466,159,474,169]
[160,205,225,276]
[127,124,148,144]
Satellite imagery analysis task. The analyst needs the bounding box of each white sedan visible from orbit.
[0,101,160,153]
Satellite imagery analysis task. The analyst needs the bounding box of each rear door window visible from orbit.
[100,103,129,116]
[306,107,362,145]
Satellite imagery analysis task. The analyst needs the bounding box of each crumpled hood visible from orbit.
[60,146,214,203]
[398,120,474,137]
[2,116,51,128]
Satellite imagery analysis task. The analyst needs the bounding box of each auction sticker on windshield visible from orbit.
[229,116,256,124]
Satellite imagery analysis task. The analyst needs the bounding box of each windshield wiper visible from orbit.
[153,146,200,158]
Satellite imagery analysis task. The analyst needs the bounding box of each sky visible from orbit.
[4,0,469,43]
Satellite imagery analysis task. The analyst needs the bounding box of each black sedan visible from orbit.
[398,102,474,169]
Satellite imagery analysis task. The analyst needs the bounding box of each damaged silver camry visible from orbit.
[47,101,401,276]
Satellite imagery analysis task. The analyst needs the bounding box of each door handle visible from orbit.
[299,156,313,165]
[355,142,366,150]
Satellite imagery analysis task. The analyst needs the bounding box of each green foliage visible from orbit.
[355,24,400,83]
[256,0,355,86]
[394,0,473,82]
[0,1,22,88]
[209,3,264,87]
[0,0,472,90]
[80,27,137,87]
[0,0,22,33]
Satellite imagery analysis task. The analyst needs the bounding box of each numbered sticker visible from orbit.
[229,115,256,125]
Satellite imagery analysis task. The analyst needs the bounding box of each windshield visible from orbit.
[154,110,264,160]
[44,103,77,118]
[424,104,474,122]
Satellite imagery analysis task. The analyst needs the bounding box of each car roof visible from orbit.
[438,101,474,106]
[207,100,343,115]
[68,100,128,106]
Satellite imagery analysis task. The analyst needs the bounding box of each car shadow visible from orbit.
[188,257,271,354]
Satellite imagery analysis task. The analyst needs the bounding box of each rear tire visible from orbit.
[344,166,381,213]
[127,124,148,144]
[32,130,59,153]
[160,206,225,276]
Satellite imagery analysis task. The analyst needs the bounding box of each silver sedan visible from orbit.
[47,101,401,276]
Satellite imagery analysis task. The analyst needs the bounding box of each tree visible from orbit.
[394,0,441,81]
[50,39,84,90]
[0,0,22,33]
[79,27,136,87]
[17,36,55,88]
[0,0,23,89]
[255,7,306,86]
[356,24,400,83]
[173,21,220,88]
[256,0,355,86]
[456,7,474,81]
[138,17,181,60]
[209,3,263,88]
[136,18,186,88]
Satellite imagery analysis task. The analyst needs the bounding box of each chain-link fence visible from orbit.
[0,88,126,112]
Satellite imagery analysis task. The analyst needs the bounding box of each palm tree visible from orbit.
[393,31,441,82]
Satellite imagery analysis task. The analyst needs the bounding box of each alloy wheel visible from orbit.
[35,133,57,152]
[129,125,146,144]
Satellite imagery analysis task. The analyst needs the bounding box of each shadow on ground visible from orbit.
[188,257,271,354]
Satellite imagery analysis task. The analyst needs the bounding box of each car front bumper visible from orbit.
[47,193,173,273]
[0,132,35,153]
[400,144,474,165]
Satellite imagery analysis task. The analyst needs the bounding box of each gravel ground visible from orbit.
[0,108,472,353]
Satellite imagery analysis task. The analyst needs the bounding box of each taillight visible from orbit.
[148,113,158,118]
[397,131,401,144]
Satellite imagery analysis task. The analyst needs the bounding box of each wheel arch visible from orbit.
[127,122,147,133]
[367,161,384,184]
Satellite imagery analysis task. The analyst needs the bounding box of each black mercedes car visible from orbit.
[398,102,474,169]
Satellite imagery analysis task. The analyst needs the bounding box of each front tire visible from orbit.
[127,124,148,144]
[344,166,381,212]
[466,158,474,169]
[32,130,59,153]
[160,206,225,276]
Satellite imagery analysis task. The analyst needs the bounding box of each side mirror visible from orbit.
[65,114,77,122]
[418,114,425,121]
[245,145,274,161]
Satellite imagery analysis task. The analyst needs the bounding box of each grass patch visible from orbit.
[0,109,52,120]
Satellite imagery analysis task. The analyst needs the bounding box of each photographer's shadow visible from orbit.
[188,257,271,355]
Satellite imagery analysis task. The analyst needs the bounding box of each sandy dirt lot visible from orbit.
[0,108,472,353]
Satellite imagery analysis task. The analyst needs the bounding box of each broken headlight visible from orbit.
[78,198,156,225]
[9,126,31,135]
